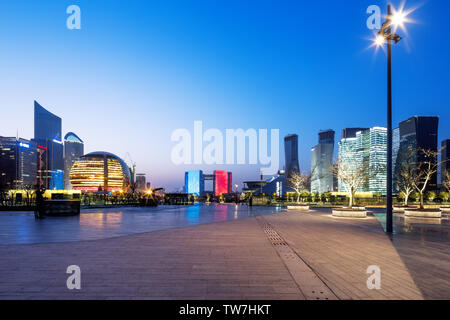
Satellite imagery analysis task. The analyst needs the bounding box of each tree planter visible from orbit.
[393,205,410,212]
[404,216,441,226]
[332,208,367,218]
[404,208,442,218]
[287,205,310,211]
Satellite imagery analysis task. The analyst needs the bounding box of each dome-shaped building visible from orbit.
[70,152,131,192]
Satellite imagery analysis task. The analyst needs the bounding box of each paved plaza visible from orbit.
[0,207,449,300]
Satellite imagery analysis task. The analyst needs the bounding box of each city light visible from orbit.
[375,35,385,46]
[391,11,406,28]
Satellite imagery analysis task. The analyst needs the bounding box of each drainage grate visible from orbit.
[258,218,338,300]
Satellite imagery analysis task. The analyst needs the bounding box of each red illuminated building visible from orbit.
[213,170,232,196]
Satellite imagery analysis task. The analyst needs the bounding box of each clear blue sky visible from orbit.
[0,0,449,191]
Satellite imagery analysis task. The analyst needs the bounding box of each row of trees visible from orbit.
[286,148,449,209]
[396,148,448,209]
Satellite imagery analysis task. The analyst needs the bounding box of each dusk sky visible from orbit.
[0,0,449,191]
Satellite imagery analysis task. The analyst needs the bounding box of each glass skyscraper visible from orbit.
[64,132,84,190]
[0,137,38,189]
[338,127,387,195]
[311,130,335,193]
[185,170,204,196]
[442,139,450,186]
[33,101,64,189]
[284,134,300,177]
[338,132,359,193]
[360,127,387,194]
[396,116,439,191]
[392,128,400,193]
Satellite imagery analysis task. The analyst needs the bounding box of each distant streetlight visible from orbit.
[373,4,407,233]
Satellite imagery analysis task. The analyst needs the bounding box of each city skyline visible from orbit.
[1,0,449,191]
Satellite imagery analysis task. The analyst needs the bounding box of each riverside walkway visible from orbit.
[0,207,448,300]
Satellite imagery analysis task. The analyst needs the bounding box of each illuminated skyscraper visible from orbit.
[0,137,37,188]
[33,101,64,189]
[185,170,204,196]
[358,127,387,194]
[338,127,387,194]
[396,116,439,191]
[311,130,335,193]
[284,134,300,177]
[442,139,450,187]
[136,173,146,191]
[213,170,232,196]
[392,127,400,193]
[64,132,84,190]
[338,132,359,193]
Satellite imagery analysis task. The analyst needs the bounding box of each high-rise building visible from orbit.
[442,139,450,187]
[64,132,84,190]
[338,131,359,193]
[396,116,439,191]
[33,101,64,189]
[136,173,146,192]
[357,127,387,194]
[213,170,232,196]
[392,127,400,192]
[185,170,204,196]
[311,130,335,194]
[341,128,368,140]
[284,134,300,177]
[338,127,387,194]
[0,137,38,189]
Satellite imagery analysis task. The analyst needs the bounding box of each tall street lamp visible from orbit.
[374,4,405,233]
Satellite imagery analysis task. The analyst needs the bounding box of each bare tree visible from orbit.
[332,159,381,209]
[395,149,416,206]
[287,172,310,203]
[411,148,443,209]
[443,171,450,194]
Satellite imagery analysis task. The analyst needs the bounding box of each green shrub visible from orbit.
[439,192,450,202]
[425,191,437,202]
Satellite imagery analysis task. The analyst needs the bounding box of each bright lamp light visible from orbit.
[375,35,385,46]
[391,11,406,27]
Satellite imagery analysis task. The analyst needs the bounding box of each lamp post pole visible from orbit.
[386,4,393,234]
[374,3,407,233]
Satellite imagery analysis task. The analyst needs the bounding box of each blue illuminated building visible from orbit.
[51,170,64,190]
[185,170,204,196]
[32,101,64,189]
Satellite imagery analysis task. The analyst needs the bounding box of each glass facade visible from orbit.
[0,137,37,189]
[442,139,450,186]
[213,170,232,196]
[396,116,439,191]
[338,127,387,195]
[284,134,300,177]
[311,130,335,193]
[70,152,131,192]
[363,127,387,194]
[135,174,146,191]
[50,169,64,190]
[392,128,400,193]
[338,136,359,193]
[34,100,62,142]
[185,170,204,196]
[64,132,84,190]
[33,101,64,189]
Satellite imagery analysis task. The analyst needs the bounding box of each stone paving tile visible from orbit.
[1,209,447,300]
[0,217,303,300]
[262,210,428,300]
